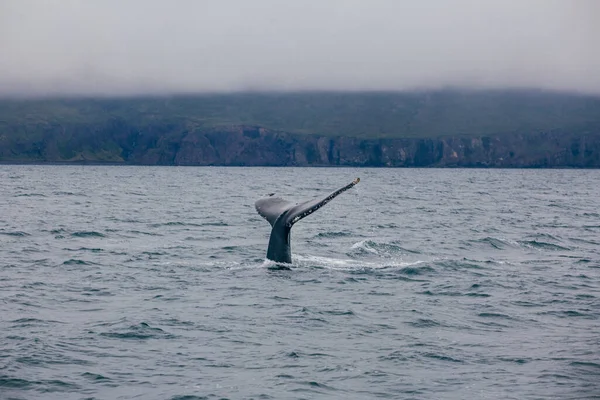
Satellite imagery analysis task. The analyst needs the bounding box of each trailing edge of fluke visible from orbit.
[255,178,360,264]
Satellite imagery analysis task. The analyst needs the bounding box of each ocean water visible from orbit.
[1,165,599,400]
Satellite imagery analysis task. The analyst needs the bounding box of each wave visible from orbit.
[99,321,176,340]
[518,240,571,251]
[71,231,106,238]
[62,259,96,266]
[314,231,353,238]
[63,247,104,253]
[15,193,46,197]
[470,236,518,250]
[0,231,30,236]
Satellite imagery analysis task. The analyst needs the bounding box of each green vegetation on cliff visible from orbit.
[0,90,599,166]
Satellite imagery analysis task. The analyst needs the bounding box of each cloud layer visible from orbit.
[1,0,599,96]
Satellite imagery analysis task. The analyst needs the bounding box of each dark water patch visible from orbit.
[318,309,355,316]
[184,236,202,241]
[582,212,600,217]
[398,265,436,275]
[421,290,490,297]
[124,191,146,196]
[63,259,96,266]
[471,236,515,249]
[108,217,142,223]
[537,373,574,380]
[80,287,113,296]
[423,353,464,363]
[5,334,27,340]
[161,318,195,327]
[21,281,48,288]
[531,232,562,241]
[570,361,600,370]
[407,318,441,328]
[0,231,30,236]
[499,357,529,364]
[38,379,79,392]
[315,231,352,238]
[466,292,490,297]
[53,191,86,196]
[81,372,110,381]
[478,312,514,319]
[0,376,77,391]
[376,222,399,229]
[539,310,591,318]
[71,231,106,238]
[64,247,104,253]
[205,362,234,368]
[142,250,168,256]
[15,193,46,197]
[11,318,65,326]
[368,290,394,296]
[276,374,295,379]
[100,322,176,340]
[380,350,412,362]
[16,353,93,367]
[569,237,600,246]
[21,247,42,255]
[0,376,33,388]
[170,396,215,400]
[200,221,229,227]
[512,300,543,307]
[518,240,571,251]
[563,273,591,279]
[128,230,164,236]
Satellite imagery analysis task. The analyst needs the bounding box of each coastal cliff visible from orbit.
[2,124,598,168]
[1,90,599,167]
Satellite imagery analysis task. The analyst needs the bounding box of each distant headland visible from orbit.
[1,90,599,168]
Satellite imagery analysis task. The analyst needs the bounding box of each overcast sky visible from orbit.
[1,0,598,96]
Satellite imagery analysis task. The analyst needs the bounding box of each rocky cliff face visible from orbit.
[2,91,599,167]
[1,123,599,168]
[135,126,600,168]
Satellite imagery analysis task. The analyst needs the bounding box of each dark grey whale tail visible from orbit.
[255,178,360,264]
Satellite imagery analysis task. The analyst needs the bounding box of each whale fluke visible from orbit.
[255,178,360,264]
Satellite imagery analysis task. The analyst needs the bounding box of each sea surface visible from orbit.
[1,166,599,400]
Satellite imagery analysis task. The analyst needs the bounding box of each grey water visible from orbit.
[1,166,599,400]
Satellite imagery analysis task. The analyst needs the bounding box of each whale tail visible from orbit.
[255,178,360,263]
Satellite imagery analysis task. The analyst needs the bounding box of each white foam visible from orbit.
[293,253,430,271]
